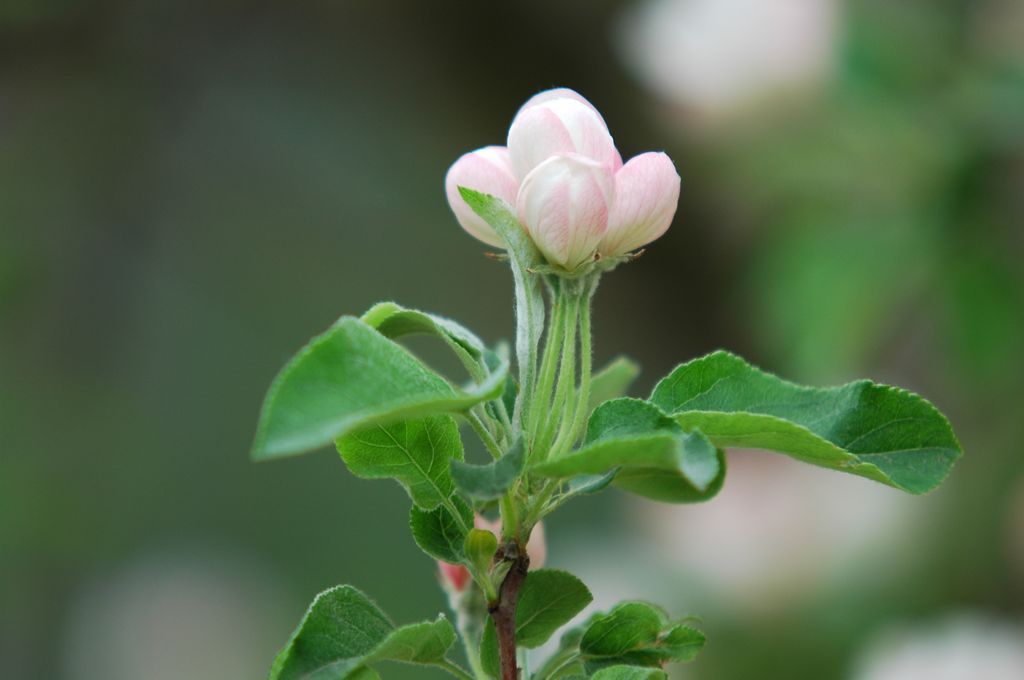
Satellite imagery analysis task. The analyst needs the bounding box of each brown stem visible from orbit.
[489,540,530,680]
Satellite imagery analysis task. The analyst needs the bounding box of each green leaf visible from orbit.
[588,356,641,412]
[459,188,545,431]
[580,602,666,658]
[650,350,962,494]
[579,601,705,674]
[450,437,527,500]
[253,317,506,460]
[269,586,392,680]
[361,301,485,360]
[590,667,667,680]
[337,415,463,510]
[409,495,474,563]
[480,569,594,676]
[531,399,724,501]
[363,616,457,666]
[565,470,619,496]
[269,585,458,680]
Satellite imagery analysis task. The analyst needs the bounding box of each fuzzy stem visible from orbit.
[535,296,579,457]
[467,411,504,460]
[528,295,566,451]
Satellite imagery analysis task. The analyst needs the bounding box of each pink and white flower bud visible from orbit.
[507,93,622,181]
[475,516,547,569]
[438,561,471,592]
[517,153,614,270]
[444,146,519,248]
[600,152,681,257]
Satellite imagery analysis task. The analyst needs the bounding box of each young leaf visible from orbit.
[590,667,667,680]
[337,415,463,510]
[409,495,474,563]
[269,585,459,680]
[579,601,705,674]
[480,569,594,676]
[531,399,724,500]
[588,356,641,412]
[252,317,506,460]
[651,350,962,494]
[450,437,527,500]
[459,188,545,433]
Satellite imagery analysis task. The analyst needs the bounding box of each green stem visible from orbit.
[467,411,504,460]
[553,280,595,455]
[528,295,566,449]
[535,295,579,457]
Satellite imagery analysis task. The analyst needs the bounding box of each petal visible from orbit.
[516,153,613,270]
[444,146,519,248]
[516,87,608,126]
[507,95,622,180]
[600,152,680,257]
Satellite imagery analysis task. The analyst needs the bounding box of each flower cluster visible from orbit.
[446,88,681,270]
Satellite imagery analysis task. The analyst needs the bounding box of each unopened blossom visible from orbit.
[437,517,547,593]
[446,88,680,270]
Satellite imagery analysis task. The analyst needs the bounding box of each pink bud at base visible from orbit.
[438,561,471,592]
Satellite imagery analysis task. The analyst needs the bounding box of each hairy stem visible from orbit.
[528,295,566,451]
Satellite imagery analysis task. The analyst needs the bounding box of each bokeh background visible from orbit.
[3,0,1023,678]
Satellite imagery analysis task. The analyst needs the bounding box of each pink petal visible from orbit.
[444,146,520,248]
[601,152,680,257]
[516,153,613,270]
[507,96,622,181]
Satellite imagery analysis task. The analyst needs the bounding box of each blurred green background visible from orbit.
[2,0,1022,678]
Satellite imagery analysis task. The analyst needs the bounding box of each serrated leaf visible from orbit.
[337,415,463,510]
[480,569,593,676]
[409,495,473,563]
[460,189,545,431]
[580,602,666,658]
[588,356,641,412]
[269,586,392,680]
[651,350,962,494]
[252,317,506,460]
[269,586,457,680]
[531,399,724,499]
[579,601,705,674]
[590,667,667,680]
[450,438,527,501]
[364,616,457,666]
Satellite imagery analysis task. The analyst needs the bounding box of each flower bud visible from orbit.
[599,152,681,257]
[516,153,614,270]
[438,561,471,592]
[444,145,519,248]
[507,92,622,180]
[525,521,547,570]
